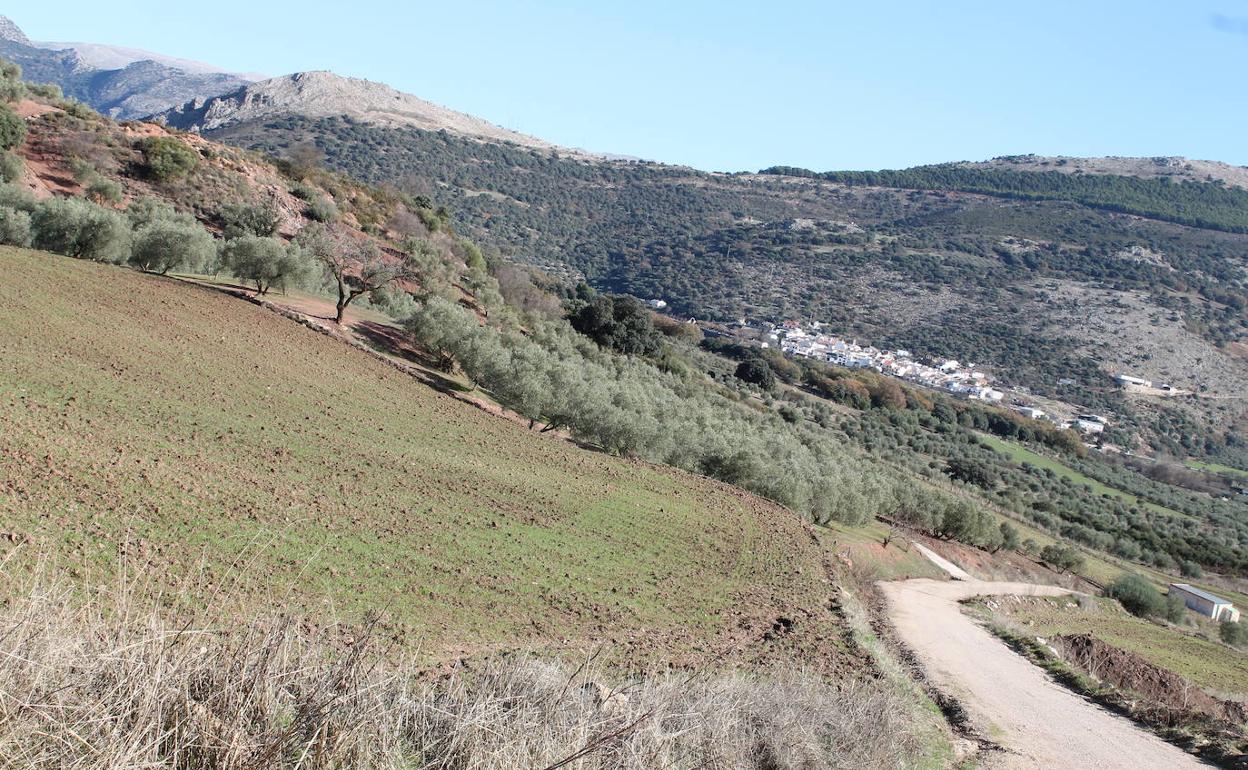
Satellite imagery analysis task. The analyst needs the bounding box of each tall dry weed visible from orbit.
[0,582,925,769]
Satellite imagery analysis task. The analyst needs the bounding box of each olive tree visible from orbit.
[129,219,216,275]
[0,59,24,103]
[31,196,131,263]
[221,235,309,295]
[404,295,483,372]
[0,151,22,182]
[0,205,31,246]
[220,200,280,238]
[141,136,198,182]
[0,104,25,152]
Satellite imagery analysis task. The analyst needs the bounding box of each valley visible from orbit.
[199,115,1248,464]
[0,9,1245,769]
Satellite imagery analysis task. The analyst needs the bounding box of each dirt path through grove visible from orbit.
[880,579,1211,769]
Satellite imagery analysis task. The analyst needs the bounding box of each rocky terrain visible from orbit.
[153,71,555,148]
[0,15,254,118]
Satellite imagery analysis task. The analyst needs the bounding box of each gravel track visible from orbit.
[880,579,1211,769]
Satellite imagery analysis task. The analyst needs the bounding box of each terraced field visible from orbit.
[976,432,1187,520]
[1187,460,1248,480]
[0,248,851,667]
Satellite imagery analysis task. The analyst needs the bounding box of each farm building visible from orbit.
[1169,583,1241,622]
[1013,406,1046,420]
[1115,374,1153,388]
[1073,418,1105,435]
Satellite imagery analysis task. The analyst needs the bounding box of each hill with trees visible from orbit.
[197,114,1248,466]
[4,56,1246,576]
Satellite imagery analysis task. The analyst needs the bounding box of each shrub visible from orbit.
[305,195,338,223]
[59,100,98,120]
[999,521,1020,552]
[31,196,131,263]
[1108,574,1167,618]
[220,235,309,294]
[25,82,61,101]
[1039,544,1085,574]
[1220,620,1247,647]
[129,219,215,275]
[0,60,23,103]
[85,177,123,205]
[0,182,36,212]
[0,205,31,246]
[141,136,198,182]
[416,206,442,233]
[735,358,775,389]
[0,104,26,151]
[1165,593,1187,624]
[289,182,316,201]
[458,237,486,272]
[219,200,280,238]
[569,294,663,357]
[0,151,21,183]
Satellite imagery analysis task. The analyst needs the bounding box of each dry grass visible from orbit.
[0,582,927,770]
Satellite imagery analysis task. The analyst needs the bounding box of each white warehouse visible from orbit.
[1169,583,1241,622]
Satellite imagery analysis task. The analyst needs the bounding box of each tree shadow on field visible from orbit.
[353,320,471,395]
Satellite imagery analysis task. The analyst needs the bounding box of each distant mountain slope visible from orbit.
[203,115,1247,458]
[153,71,554,149]
[28,39,261,78]
[762,163,1248,233]
[961,155,1248,191]
[0,15,253,118]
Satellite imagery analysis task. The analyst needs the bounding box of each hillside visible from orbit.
[201,115,1248,461]
[0,247,850,666]
[960,154,1248,191]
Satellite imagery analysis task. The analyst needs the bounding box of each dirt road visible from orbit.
[880,579,1210,769]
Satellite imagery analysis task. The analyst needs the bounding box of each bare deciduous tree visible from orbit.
[298,223,420,324]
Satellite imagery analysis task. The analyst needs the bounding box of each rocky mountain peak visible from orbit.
[152,71,555,149]
[0,16,31,46]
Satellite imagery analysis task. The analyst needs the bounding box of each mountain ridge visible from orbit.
[152,71,560,151]
[0,15,254,118]
[960,154,1248,191]
[27,39,262,79]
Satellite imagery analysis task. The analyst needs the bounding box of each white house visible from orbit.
[1115,374,1152,388]
[1169,583,1241,622]
[1073,418,1105,435]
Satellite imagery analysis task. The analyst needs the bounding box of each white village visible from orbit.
[766,321,1113,436]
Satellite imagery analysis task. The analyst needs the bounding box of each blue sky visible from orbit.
[10,1,1248,171]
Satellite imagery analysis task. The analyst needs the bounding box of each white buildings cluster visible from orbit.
[768,322,1112,438]
[773,325,1005,402]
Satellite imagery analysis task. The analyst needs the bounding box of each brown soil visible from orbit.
[1052,633,1248,726]
[13,98,56,119]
